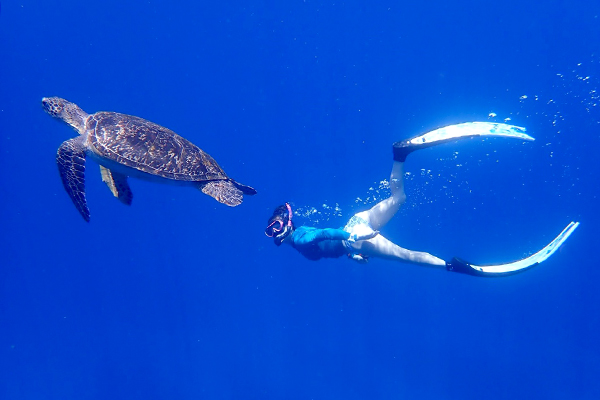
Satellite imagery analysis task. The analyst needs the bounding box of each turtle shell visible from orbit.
[87,112,228,181]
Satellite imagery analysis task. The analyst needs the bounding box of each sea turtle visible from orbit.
[42,97,256,222]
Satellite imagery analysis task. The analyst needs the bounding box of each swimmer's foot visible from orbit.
[393,137,446,162]
[392,139,416,162]
[393,130,466,161]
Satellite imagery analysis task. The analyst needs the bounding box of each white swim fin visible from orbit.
[446,221,580,277]
[394,122,534,162]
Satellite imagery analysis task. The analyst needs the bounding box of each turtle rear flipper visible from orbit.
[200,180,243,206]
[100,166,133,205]
[57,137,90,222]
[231,180,257,196]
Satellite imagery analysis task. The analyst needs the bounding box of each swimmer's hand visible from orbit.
[348,253,369,264]
[347,230,379,243]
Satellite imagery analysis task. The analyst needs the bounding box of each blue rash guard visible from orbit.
[288,226,351,261]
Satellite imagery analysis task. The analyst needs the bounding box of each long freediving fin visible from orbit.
[446,221,580,277]
[393,122,534,162]
[411,122,534,145]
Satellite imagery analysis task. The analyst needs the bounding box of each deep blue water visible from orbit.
[1,1,599,399]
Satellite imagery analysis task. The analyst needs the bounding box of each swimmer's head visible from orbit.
[265,203,294,246]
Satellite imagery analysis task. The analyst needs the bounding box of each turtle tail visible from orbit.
[231,180,257,196]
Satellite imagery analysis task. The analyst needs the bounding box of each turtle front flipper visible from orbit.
[57,137,90,222]
[200,180,243,206]
[99,166,133,205]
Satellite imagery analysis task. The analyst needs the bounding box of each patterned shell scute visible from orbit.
[89,112,227,181]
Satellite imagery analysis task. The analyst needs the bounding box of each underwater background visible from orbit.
[1,1,599,399]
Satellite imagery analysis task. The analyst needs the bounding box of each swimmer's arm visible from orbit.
[303,228,350,244]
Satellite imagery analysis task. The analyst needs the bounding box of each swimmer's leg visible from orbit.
[352,235,446,267]
[358,161,406,231]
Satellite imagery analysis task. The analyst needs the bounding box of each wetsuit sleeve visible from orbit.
[299,228,350,245]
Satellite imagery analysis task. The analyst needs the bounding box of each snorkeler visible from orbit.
[265,122,579,277]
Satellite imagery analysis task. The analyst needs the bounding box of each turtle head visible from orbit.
[42,97,67,117]
[42,97,89,134]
